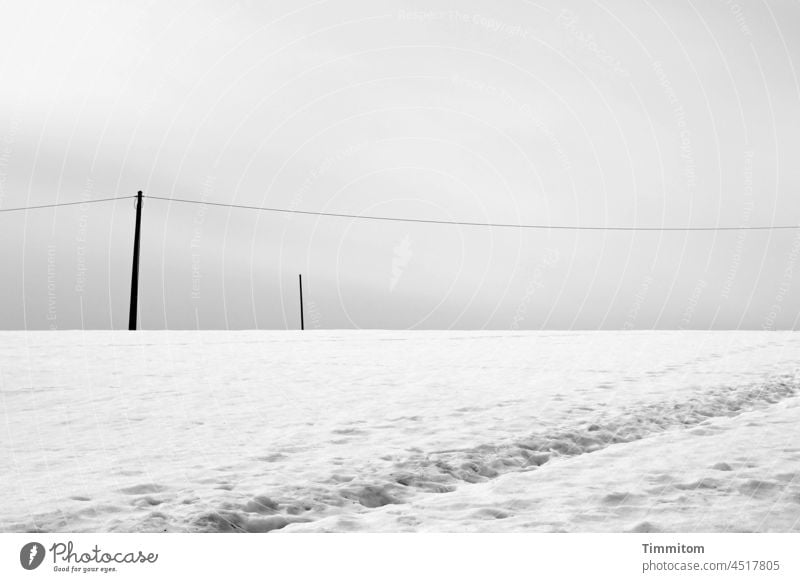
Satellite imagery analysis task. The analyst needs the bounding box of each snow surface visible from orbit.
[1,331,799,533]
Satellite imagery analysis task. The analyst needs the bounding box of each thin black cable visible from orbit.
[0,196,136,213]
[147,195,800,232]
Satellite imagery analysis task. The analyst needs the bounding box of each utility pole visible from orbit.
[128,190,143,331]
[298,274,304,331]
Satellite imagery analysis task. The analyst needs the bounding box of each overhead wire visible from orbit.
[0,196,136,213]
[3,193,798,231]
[145,194,800,232]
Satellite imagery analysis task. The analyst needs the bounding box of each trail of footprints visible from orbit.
[189,376,799,532]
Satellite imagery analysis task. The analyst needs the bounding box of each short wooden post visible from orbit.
[298,274,304,330]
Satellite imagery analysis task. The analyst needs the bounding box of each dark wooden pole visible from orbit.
[128,191,143,330]
[298,274,304,330]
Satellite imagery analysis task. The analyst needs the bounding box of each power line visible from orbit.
[148,194,800,232]
[0,196,136,213]
[3,192,798,231]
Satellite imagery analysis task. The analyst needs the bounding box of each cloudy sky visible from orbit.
[1,0,799,330]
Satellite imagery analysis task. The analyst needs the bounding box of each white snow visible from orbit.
[1,330,799,533]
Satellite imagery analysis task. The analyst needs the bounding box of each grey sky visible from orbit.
[1,0,799,330]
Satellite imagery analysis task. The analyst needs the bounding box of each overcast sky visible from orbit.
[1,0,799,330]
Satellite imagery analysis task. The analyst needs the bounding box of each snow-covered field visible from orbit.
[1,331,799,533]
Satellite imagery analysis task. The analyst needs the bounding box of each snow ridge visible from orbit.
[193,377,798,532]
